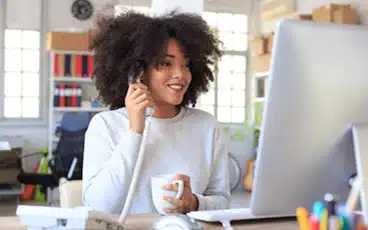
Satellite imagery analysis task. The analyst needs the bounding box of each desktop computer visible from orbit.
[190,19,368,222]
[251,19,368,216]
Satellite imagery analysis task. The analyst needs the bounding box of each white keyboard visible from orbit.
[187,208,255,222]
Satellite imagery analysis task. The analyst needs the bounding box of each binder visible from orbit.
[88,55,94,78]
[76,55,82,77]
[64,84,73,107]
[54,54,59,77]
[59,84,65,107]
[58,54,65,77]
[71,54,77,77]
[54,84,60,107]
[64,54,71,77]
[82,55,88,77]
[71,84,77,107]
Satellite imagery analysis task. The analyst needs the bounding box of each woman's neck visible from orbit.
[152,104,180,119]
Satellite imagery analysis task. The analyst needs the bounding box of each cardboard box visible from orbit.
[251,36,268,56]
[253,54,271,73]
[312,4,357,24]
[0,148,21,161]
[294,14,313,21]
[333,6,357,24]
[47,32,90,51]
[0,147,22,183]
[0,169,21,184]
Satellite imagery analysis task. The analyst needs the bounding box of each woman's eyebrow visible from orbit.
[164,54,190,59]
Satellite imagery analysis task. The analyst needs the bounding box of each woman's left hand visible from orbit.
[162,174,198,214]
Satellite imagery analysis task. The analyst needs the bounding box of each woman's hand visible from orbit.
[162,174,198,214]
[125,83,154,134]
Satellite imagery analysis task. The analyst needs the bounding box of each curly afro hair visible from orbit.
[90,9,223,109]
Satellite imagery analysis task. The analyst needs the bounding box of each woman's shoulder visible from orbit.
[184,107,217,126]
[89,107,129,129]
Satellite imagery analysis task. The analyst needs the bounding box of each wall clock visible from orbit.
[71,0,93,20]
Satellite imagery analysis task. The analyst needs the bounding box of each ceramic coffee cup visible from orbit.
[151,174,184,214]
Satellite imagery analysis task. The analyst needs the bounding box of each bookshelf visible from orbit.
[47,50,108,155]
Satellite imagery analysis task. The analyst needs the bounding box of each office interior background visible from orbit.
[0,0,366,215]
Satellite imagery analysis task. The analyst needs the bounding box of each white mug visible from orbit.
[151,174,184,214]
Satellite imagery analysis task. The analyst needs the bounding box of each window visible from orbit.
[197,12,248,123]
[3,29,40,119]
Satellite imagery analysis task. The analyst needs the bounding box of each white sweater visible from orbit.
[82,106,231,214]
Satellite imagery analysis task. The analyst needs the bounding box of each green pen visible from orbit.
[341,215,350,230]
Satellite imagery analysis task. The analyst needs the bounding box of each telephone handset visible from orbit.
[128,62,154,117]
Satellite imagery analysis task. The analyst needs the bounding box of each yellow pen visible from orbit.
[297,207,311,230]
[320,209,328,230]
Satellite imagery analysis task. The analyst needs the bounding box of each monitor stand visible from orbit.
[347,124,368,224]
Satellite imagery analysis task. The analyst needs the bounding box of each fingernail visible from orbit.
[163,196,169,201]
[162,185,168,189]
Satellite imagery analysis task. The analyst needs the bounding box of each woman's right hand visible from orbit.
[125,83,154,134]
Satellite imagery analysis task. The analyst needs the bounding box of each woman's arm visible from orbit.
[193,125,231,211]
[82,114,142,213]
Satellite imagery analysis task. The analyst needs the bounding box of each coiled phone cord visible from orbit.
[118,111,153,225]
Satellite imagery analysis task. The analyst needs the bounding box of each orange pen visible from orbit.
[297,207,311,230]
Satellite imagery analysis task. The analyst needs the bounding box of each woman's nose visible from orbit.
[173,66,186,79]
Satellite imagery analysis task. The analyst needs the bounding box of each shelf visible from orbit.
[0,184,24,196]
[53,107,109,112]
[49,50,93,55]
[254,72,269,78]
[52,77,93,83]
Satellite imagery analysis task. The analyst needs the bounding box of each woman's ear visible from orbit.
[141,71,149,85]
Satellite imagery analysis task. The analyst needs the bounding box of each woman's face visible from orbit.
[144,39,192,107]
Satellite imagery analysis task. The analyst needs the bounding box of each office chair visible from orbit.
[17,128,87,205]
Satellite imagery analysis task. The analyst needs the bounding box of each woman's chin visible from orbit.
[167,98,184,106]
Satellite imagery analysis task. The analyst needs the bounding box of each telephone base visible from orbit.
[16,205,124,230]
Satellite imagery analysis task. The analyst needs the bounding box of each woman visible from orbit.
[82,10,231,214]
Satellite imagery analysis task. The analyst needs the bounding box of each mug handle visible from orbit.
[173,180,184,199]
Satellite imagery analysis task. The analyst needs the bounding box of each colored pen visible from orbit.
[297,207,311,230]
[324,193,339,230]
[313,201,325,220]
[358,223,367,230]
[340,215,350,230]
[310,214,320,230]
[320,209,328,230]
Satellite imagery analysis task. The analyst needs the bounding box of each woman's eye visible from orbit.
[160,61,171,67]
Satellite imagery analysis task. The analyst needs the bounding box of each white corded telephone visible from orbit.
[16,63,203,230]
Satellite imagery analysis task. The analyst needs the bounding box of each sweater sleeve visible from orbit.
[194,125,231,211]
[82,114,142,213]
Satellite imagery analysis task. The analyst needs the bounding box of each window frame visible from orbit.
[0,0,47,127]
[197,12,251,125]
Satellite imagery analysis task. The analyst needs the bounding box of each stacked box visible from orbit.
[0,147,22,184]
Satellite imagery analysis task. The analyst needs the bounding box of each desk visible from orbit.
[1,214,299,229]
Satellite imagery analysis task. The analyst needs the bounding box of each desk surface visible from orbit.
[1,214,299,230]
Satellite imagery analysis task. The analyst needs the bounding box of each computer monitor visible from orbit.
[250,19,368,216]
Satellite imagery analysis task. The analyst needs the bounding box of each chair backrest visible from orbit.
[51,128,87,180]
[59,180,83,208]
